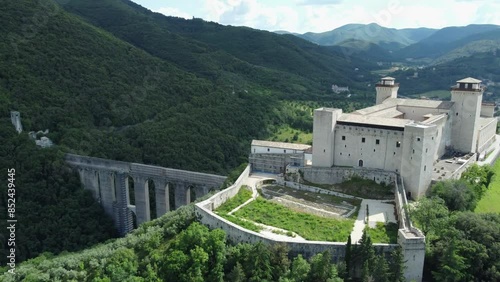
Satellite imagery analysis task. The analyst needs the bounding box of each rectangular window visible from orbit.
[396,141,401,148]
[417,137,421,142]
[362,137,366,143]
[342,136,346,141]
[376,139,380,145]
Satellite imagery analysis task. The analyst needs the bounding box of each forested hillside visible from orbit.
[391,50,500,97]
[1,204,406,282]
[0,0,377,264]
[55,0,377,99]
[0,121,117,266]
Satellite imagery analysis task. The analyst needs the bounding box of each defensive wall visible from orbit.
[195,165,425,281]
[65,154,226,235]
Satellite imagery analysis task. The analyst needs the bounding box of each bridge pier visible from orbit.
[174,182,190,209]
[79,169,100,200]
[133,176,151,226]
[116,173,133,235]
[155,179,169,218]
[98,171,116,217]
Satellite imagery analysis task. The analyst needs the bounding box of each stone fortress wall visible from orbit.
[195,165,425,282]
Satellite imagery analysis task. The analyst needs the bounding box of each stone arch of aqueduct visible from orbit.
[65,154,226,235]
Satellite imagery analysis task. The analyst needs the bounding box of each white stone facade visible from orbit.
[312,77,497,199]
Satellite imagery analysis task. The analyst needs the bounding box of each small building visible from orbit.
[249,140,311,174]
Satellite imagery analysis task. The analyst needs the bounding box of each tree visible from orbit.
[431,180,477,211]
[288,255,310,282]
[308,251,342,282]
[461,164,494,198]
[389,247,406,282]
[372,255,389,282]
[408,197,449,235]
[270,243,291,280]
[344,235,352,280]
[247,242,272,282]
[227,262,246,282]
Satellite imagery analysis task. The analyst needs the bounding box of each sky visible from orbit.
[131,0,500,34]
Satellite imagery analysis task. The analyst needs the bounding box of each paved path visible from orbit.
[478,134,500,166]
[350,199,397,243]
[229,173,275,215]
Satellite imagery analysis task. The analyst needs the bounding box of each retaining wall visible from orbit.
[301,167,396,186]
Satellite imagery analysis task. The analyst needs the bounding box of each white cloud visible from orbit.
[155,7,191,19]
[201,0,301,32]
[296,0,342,5]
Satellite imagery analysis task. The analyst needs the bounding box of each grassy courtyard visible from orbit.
[234,197,355,242]
[365,222,399,244]
[215,186,252,214]
[475,161,500,213]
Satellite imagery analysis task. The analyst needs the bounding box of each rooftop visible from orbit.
[338,114,411,128]
[251,140,312,151]
[353,98,454,116]
[457,77,481,84]
[381,76,395,80]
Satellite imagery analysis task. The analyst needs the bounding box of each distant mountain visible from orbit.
[395,24,500,60]
[295,23,436,52]
[331,39,393,61]
[56,0,377,96]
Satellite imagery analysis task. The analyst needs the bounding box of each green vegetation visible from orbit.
[2,206,350,282]
[235,197,355,241]
[0,123,117,265]
[264,184,362,207]
[219,213,262,233]
[344,231,406,281]
[270,125,313,145]
[303,175,394,199]
[365,222,399,244]
[215,186,260,232]
[215,186,253,214]
[408,163,500,281]
[476,161,500,213]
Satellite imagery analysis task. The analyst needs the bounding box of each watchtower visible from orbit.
[375,77,399,104]
[450,77,484,153]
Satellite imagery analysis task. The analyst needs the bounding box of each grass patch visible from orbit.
[475,161,500,213]
[234,197,354,242]
[264,185,362,207]
[269,125,312,145]
[302,176,394,199]
[271,229,296,238]
[219,214,262,232]
[365,222,399,244]
[215,186,252,214]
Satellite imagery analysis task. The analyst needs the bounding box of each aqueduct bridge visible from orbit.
[65,154,226,235]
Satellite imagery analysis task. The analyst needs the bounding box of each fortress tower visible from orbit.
[312,108,342,167]
[10,111,22,133]
[450,77,484,153]
[375,77,399,104]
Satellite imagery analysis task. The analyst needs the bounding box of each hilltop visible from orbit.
[0,0,377,264]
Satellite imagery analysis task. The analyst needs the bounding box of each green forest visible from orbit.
[1,204,407,282]
[410,164,500,281]
[0,0,375,269]
[1,0,500,281]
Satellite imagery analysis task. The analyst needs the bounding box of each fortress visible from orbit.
[313,77,497,198]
